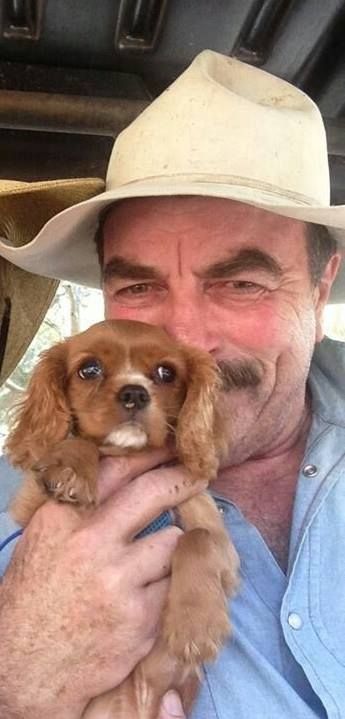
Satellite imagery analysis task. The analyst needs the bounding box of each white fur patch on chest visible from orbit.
[105,423,148,449]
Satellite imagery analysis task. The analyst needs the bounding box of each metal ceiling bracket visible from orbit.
[1,0,46,41]
[235,0,294,66]
[115,0,169,53]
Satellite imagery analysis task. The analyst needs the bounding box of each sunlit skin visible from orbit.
[102,196,341,567]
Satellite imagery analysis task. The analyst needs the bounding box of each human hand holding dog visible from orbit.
[0,449,204,719]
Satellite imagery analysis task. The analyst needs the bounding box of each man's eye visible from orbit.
[118,283,153,296]
[152,364,176,384]
[212,280,265,295]
[106,281,166,308]
[228,281,262,292]
[78,359,103,380]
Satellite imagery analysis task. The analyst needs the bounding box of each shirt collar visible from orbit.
[309,336,345,427]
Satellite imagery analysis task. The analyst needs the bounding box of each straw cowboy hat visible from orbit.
[0,177,104,384]
[1,50,345,301]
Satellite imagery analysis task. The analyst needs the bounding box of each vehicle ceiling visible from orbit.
[1,0,345,201]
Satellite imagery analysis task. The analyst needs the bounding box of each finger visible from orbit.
[127,526,183,586]
[97,447,176,502]
[159,691,186,718]
[93,465,207,542]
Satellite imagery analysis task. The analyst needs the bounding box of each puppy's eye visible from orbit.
[152,364,176,384]
[78,359,103,380]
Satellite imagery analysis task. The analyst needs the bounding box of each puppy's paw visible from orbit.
[37,464,97,506]
[163,596,231,666]
[162,547,232,666]
[33,439,99,508]
[161,527,238,667]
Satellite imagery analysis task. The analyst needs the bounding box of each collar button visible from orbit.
[288,612,303,630]
[303,463,318,478]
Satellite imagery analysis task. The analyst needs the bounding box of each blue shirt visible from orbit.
[1,337,345,718]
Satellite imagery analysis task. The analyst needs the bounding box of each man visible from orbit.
[1,50,345,718]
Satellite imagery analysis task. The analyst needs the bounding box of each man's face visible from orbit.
[102,196,339,462]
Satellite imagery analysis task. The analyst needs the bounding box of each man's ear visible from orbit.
[314,252,343,343]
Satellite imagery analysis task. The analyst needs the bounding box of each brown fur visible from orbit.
[6,319,239,718]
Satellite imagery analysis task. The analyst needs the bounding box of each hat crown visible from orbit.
[107,50,330,207]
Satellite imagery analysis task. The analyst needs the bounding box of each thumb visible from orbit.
[159,690,186,718]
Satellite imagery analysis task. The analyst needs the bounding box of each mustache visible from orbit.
[217,358,263,391]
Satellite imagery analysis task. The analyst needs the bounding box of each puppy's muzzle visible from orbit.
[117,384,151,411]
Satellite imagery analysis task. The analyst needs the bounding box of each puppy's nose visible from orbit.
[117,384,150,411]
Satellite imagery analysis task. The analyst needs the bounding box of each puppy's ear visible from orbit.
[6,342,71,470]
[176,347,227,484]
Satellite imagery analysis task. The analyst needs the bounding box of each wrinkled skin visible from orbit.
[103,196,340,467]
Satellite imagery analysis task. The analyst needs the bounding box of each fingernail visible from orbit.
[162,690,185,717]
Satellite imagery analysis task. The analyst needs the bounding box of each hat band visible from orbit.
[115,172,328,208]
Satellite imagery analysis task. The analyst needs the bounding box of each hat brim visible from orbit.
[0,176,104,384]
[0,263,58,385]
[0,177,104,198]
[1,176,345,302]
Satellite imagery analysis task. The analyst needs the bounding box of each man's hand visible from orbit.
[0,449,205,719]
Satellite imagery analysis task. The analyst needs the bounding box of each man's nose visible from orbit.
[162,303,216,352]
[117,384,150,411]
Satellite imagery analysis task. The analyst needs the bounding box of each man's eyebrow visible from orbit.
[198,248,283,280]
[103,256,164,282]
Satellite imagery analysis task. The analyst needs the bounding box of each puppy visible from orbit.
[6,319,239,718]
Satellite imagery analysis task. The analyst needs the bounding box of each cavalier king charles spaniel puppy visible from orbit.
[6,319,239,719]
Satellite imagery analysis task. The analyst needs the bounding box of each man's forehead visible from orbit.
[102,197,309,282]
[102,198,308,278]
[101,197,309,283]
[103,195,307,238]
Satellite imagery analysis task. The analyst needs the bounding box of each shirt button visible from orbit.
[288,612,303,630]
[303,464,318,478]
